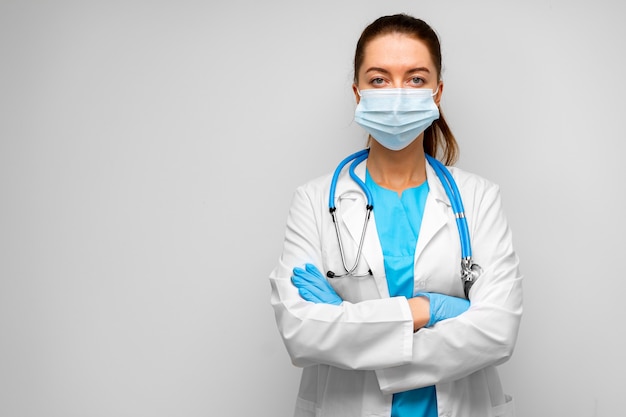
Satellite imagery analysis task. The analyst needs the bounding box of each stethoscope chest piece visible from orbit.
[461,258,482,298]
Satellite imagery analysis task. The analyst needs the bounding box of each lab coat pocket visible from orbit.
[322,246,382,303]
[327,273,381,303]
[491,395,515,417]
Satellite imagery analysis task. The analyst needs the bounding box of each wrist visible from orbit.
[407,296,430,332]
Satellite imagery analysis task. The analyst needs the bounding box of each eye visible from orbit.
[408,76,425,86]
[370,77,385,86]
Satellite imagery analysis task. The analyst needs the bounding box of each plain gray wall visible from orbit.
[1,0,624,416]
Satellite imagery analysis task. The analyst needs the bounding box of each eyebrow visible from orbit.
[365,66,431,75]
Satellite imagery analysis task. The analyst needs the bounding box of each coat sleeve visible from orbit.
[269,183,416,371]
[375,181,523,394]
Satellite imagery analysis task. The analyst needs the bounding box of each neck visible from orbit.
[366,138,427,193]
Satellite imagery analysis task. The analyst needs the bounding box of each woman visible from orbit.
[269,13,522,417]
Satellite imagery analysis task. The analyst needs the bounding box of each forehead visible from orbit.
[361,33,435,72]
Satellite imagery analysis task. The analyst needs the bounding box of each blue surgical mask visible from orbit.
[354,88,440,151]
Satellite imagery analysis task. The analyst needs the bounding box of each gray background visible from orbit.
[1,0,624,416]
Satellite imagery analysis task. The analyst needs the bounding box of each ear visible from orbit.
[434,81,444,106]
[352,83,361,104]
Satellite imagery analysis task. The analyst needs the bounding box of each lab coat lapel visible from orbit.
[335,159,370,249]
[414,161,451,261]
[333,155,453,297]
[336,159,388,297]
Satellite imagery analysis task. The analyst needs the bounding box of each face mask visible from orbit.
[354,88,440,151]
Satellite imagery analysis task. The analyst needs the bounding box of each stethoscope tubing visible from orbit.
[328,149,373,277]
[424,154,472,260]
[329,148,372,210]
[327,148,479,295]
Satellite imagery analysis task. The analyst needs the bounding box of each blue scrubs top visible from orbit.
[365,169,437,417]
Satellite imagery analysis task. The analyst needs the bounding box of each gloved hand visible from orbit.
[415,292,469,327]
[291,263,343,305]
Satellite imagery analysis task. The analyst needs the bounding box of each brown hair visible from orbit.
[354,14,459,165]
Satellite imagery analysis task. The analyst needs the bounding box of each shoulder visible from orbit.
[444,165,504,214]
[446,165,500,195]
[295,172,334,196]
[287,172,335,213]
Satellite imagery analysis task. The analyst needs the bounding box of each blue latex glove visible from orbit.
[291,263,343,305]
[415,292,470,327]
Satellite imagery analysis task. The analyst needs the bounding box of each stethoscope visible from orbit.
[327,148,482,298]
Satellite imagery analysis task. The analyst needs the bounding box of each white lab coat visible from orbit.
[269,157,523,417]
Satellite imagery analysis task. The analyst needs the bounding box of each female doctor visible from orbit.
[269,13,523,417]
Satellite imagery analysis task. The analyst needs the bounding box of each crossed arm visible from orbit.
[291,263,469,332]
